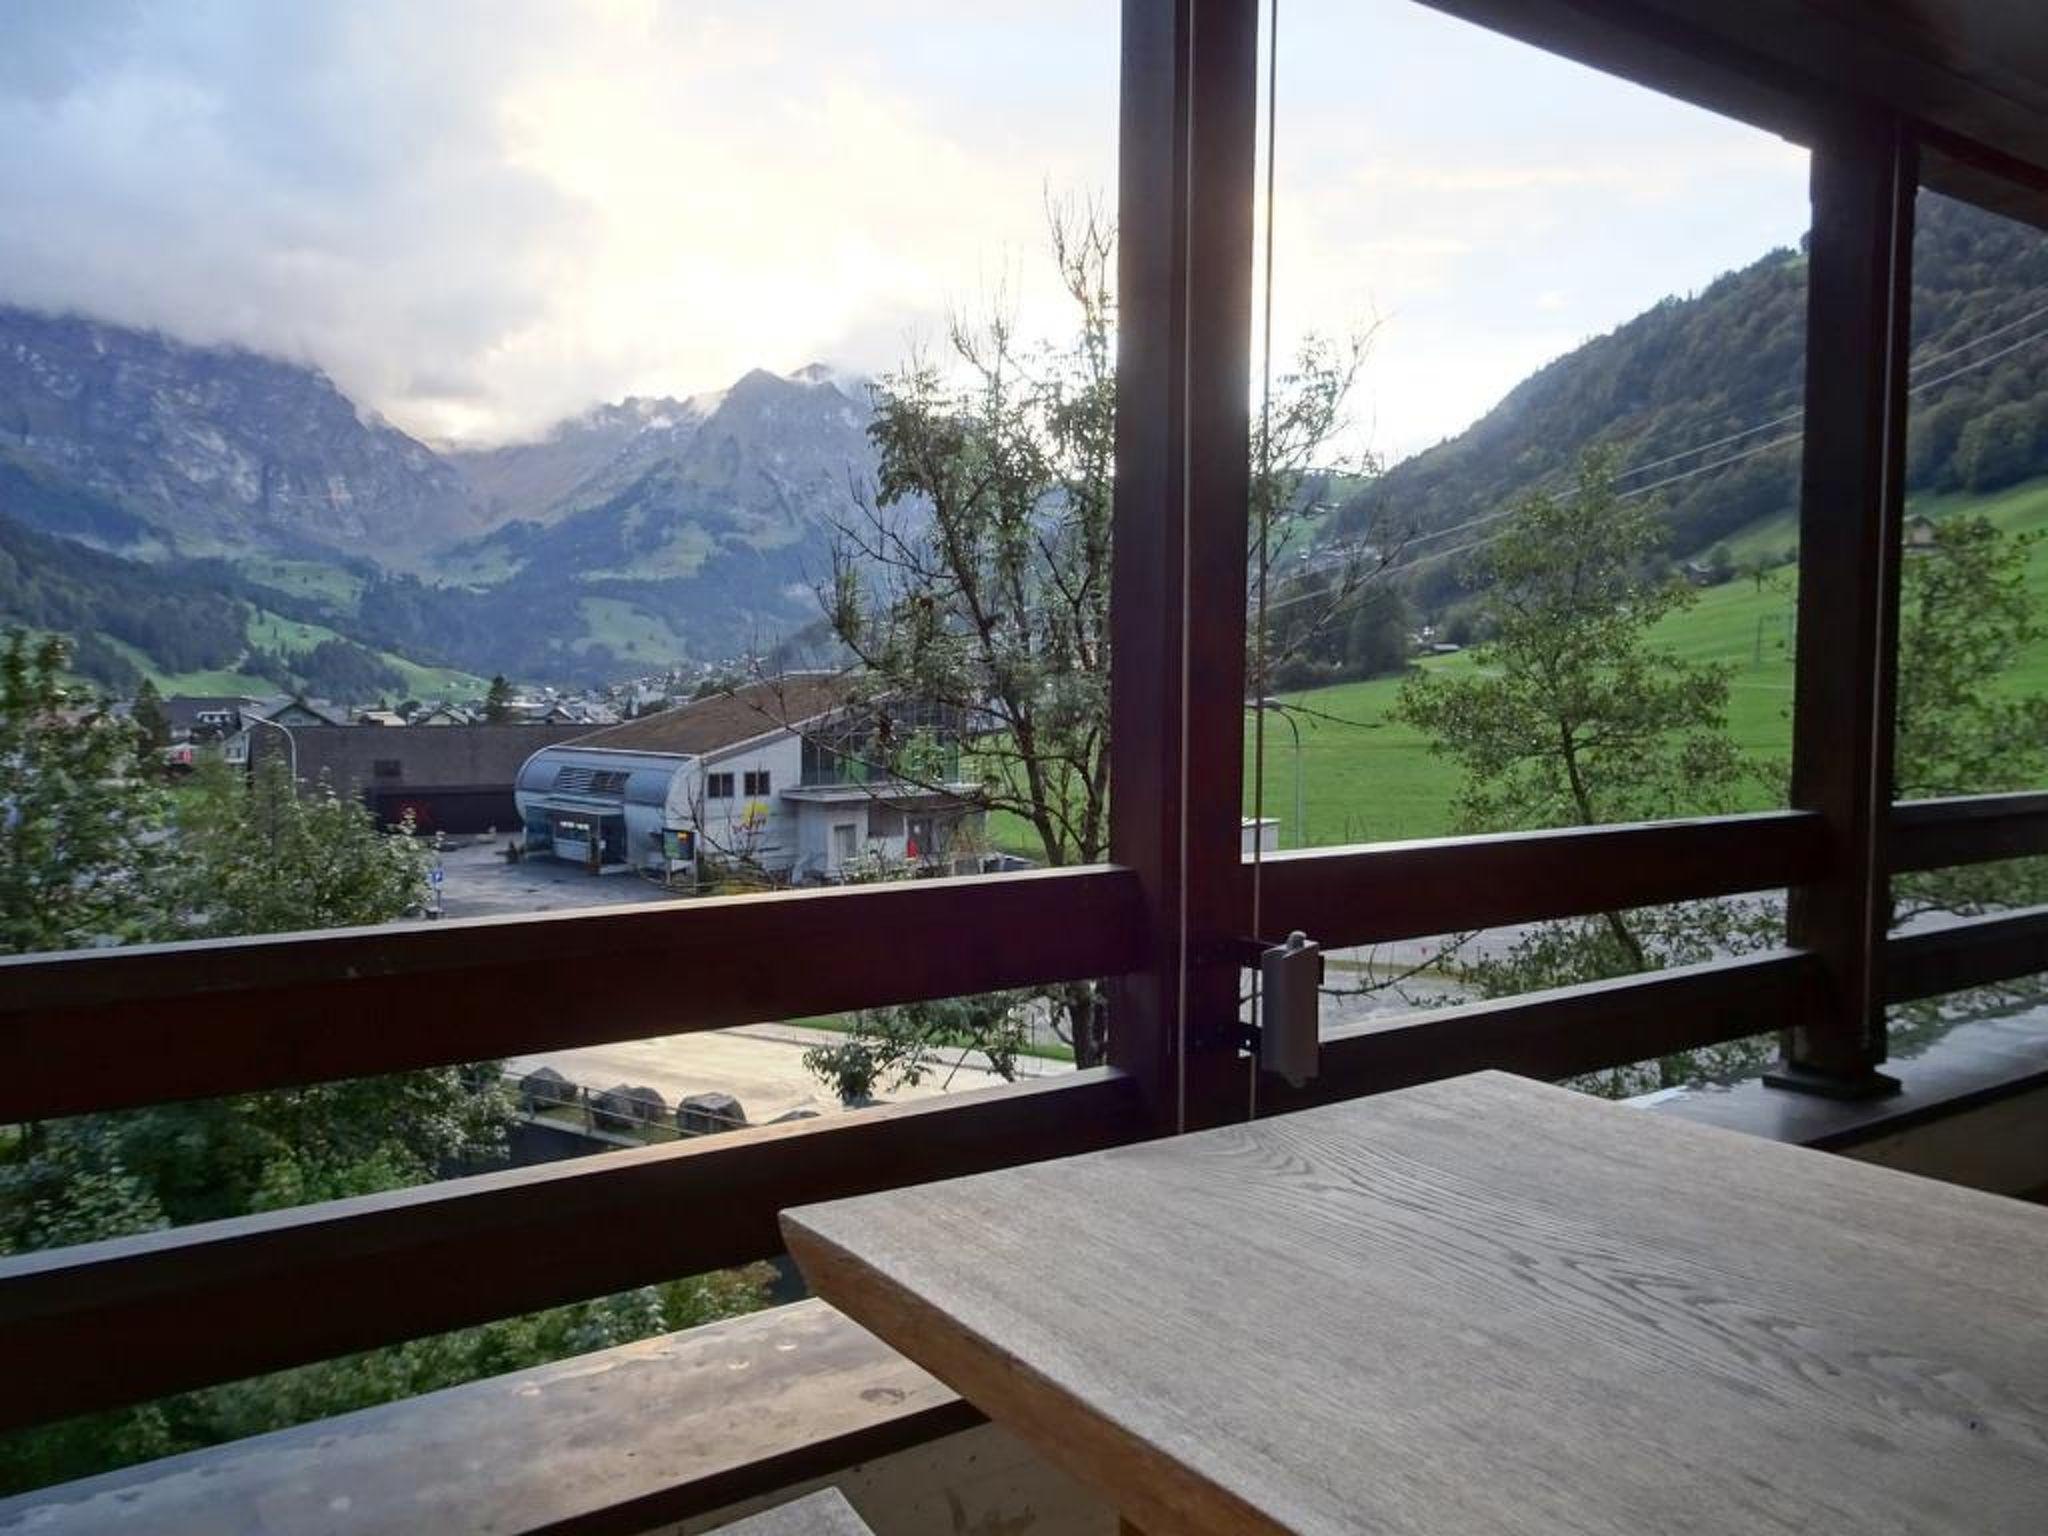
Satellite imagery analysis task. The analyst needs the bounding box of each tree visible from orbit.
[0,630,169,955]
[482,673,516,723]
[814,203,1370,1081]
[168,756,436,937]
[130,677,171,754]
[1889,517,2048,1014]
[1397,455,1754,863]
[0,692,774,1490]
[1953,400,2044,492]
[1393,457,1776,1092]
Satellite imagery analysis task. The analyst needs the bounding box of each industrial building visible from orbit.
[513,675,984,882]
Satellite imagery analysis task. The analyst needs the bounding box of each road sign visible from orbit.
[429,866,444,885]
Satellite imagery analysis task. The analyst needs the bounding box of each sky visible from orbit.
[0,0,1811,460]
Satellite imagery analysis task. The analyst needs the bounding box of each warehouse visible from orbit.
[513,675,984,882]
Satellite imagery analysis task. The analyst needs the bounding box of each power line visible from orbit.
[1611,291,2048,484]
[1263,308,2048,617]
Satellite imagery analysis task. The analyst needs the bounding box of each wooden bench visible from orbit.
[0,1300,975,1535]
[715,1487,875,1534]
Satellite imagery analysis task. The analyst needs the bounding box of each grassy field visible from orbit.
[995,476,2048,857]
[85,610,489,702]
[571,596,690,661]
[1248,476,2048,848]
[235,556,367,612]
[243,608,489,700]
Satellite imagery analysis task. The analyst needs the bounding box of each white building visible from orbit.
[513,675,985,883]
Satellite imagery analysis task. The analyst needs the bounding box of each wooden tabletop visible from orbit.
[782,1071,2048,1536]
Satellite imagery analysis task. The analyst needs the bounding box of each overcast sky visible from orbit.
[0,0,1810,458]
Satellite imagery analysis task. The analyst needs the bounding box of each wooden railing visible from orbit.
[5,793,2046,1438]
[8,0,2048,1513]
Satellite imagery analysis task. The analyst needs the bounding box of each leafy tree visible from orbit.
[1954,400,2043,492]
[1890,517,2048,975]
[169,756,434,937]
[803,992,1036,1105]
[0,630,168,954]
[1396,482,2048,1094]
[482,672,516,723]
[1396,456,1754,867]
[1393,458,1776,1091]
[0,688,774,1490]
[814,205,1369,1081]
[130,677,171,753]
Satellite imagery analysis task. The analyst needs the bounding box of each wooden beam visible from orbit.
[1252,812,1827,949]
[1413,0,2048,230]
[1889,793,2048,872]
[0,1301,977,1536]
[0,1069,1144,1431]
[1886,905,2048,1003]
[1108,0,1260,1131]
[1776,111,1917,1098]
[1258,950,1822,1114]
[0,865,1145,1121]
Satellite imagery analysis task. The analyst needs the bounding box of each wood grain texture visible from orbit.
[785,1072,2048,1536]
[0,1069,1139,1432]
[713,1487,874,1536]
[0,1300,957,1536]
[0,863,1144,1119]
[1251,812,1827,950]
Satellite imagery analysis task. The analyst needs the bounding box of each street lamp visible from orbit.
[1247,697,1304,850]
[246,713,298,782]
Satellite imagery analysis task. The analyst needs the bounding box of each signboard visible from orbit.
[663,828,696,863]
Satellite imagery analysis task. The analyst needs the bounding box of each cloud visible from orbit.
[0,0,1805,459]
[0,0,1116,444]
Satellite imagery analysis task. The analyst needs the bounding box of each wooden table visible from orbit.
[782,1071,2048,1535]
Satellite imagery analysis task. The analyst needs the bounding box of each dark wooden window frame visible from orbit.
[5,0,2048,1460]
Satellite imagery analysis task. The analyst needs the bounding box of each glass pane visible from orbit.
[1311,895,1786,1098]
[1890,189,2048,1056]
[1245,0,1811,859]
[0,1,1119,1489]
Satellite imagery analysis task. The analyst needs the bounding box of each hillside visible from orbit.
[0,298,881,685]
[1250,475,2048,849]
[0,307,484,561]
[0,513,484,699]
[1338,194,2048,609]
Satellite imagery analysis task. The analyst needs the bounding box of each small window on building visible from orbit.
[706,771,735,800]
[743,769,771,797]
[373,759,402,779]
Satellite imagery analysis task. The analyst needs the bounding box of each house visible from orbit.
[161,695,251,744]
[353,708,408,728]
[252,694,349,727]
[413,702,473,726]
[223,694,350,767]
[513,675,984,882]
[1905,512,1939,552]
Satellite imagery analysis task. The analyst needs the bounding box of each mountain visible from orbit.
[447,391,726,527]
[441,364,873,583]
[0,307,484,561]
[30,194,2036,696]
[1335,192,2048,609]
[0,301,880,688]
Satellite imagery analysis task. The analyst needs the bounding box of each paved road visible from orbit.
[507,1024,1061,1128]
[433,837,684,921]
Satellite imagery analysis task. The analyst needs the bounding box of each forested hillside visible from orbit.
[1336,193,2048,607]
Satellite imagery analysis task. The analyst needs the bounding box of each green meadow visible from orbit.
[999,476,2048,858]
[1248,476,2048,849]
